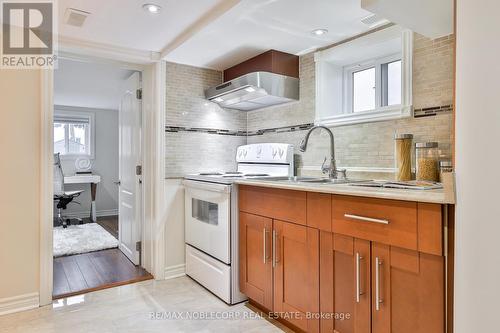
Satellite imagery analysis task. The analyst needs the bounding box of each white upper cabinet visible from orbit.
[315,25,413,127]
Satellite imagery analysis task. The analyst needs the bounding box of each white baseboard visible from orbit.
[57,209,119,219]
[164,264,186,280]
[0,293,39,316]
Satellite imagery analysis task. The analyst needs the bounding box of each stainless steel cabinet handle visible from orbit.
[272,230,277,268]
[356,252,364,303]
[263,228,268,264]
[375,257,384,311]
[345,214,389,225]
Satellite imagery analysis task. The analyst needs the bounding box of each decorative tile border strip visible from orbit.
[165,123,315,137]
[165,126,247,136]
[166,104,451,137]
[414,104,453,118]
[247,123,314,136]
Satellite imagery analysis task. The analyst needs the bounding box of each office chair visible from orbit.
[53,153,85,228]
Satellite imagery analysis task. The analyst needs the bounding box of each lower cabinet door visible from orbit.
[371,243,445,333]
[239,212,273,310]
[273,220,319,332]
[320,233,371,333]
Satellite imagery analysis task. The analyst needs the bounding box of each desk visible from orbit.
[64,175,101,222]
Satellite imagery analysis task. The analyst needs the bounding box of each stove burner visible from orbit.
[225,172,242,174]
[222,174,244,178]
[199,172,223,176]
[244,173,270,177]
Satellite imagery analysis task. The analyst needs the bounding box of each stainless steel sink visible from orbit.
[248,176,366,185]
[298,178,356,184]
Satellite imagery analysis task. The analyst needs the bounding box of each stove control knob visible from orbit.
[272,148,278,158]
[238,150,243,158]
[278,148,284,158]
[257,146,262,158]
[243,150,247,157]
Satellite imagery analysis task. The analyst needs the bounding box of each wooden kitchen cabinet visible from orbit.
[320,234,445,333]
[273,220,319,332]
[239,212,273,310]
[239,186,449,333]
[320,233,371,333]
[371,243,445,333]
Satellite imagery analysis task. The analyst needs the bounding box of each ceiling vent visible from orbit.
[64,8,90,27]
[361,13,388,27]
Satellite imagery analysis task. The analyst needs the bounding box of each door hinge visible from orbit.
[136,88,142,100]
[136,165,142,176]
[136,241,142,251]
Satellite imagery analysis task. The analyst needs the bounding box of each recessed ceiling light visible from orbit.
[311,29,328,36]
[142,3,161,14]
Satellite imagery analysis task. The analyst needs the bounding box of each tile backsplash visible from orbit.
[165,32,455,178]
[165,62,247,176]
[246,32,455,175]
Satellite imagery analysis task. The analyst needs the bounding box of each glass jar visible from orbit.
[394,134,413,181]
[415,142,439,181]
[439,160,453,182]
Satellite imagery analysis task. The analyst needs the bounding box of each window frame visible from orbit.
[314,26,413,127]
[343,53,402,114]
[53,109,96,160]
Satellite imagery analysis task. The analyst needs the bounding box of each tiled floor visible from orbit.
[0,277,289,333]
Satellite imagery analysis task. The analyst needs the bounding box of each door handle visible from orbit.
[272,230,279,268]
[375,257,384,311]
[114,181,121,186]
[263,228,268,264]
[345,214,389,225]
[356,252,364,303]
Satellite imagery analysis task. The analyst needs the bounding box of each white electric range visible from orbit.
[183,143,294,304]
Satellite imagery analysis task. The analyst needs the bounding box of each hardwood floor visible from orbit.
[53,248,152,299]
[97,215,118,239]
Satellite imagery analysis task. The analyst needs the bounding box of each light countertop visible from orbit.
[235,179,455,204]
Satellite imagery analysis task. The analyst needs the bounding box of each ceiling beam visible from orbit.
[160,0,241,60]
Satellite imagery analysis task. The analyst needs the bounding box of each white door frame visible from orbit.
[39,41,167,306]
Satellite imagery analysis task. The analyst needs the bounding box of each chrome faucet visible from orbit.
[299,125,346,179]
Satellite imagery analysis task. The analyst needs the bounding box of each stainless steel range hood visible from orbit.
[205,71,299,111]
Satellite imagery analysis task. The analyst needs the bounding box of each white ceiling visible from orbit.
[54,59,135,110]
[57,0,223,51]
[57,0,380,70]
[165,0,378,69]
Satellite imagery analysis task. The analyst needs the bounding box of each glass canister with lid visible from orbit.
[394,134,413,181]
[415,142,439,181]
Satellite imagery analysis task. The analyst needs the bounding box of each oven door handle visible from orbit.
[183,180,231,193]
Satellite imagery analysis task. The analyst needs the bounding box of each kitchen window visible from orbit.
[315,25,412,126]
[54,110,95,159]
[344,55,402,114]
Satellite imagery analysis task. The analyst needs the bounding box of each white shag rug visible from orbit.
[53,223,119,257]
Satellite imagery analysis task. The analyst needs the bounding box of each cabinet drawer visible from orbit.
[239,185,307,225]
[332,195,418,250]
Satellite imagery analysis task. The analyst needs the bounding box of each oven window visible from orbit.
[192,198,219,225]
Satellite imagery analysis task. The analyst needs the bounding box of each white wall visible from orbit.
[455,0,500,331]
[163,179,186,279]
[0,69,40,308]
[56,106,119,218]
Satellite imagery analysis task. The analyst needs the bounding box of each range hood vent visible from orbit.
[205,71,299,111]
[205,50,299,111]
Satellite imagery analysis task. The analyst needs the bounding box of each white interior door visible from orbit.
[118,72,142,265]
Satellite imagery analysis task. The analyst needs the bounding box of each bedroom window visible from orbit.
[54,110,95,159]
